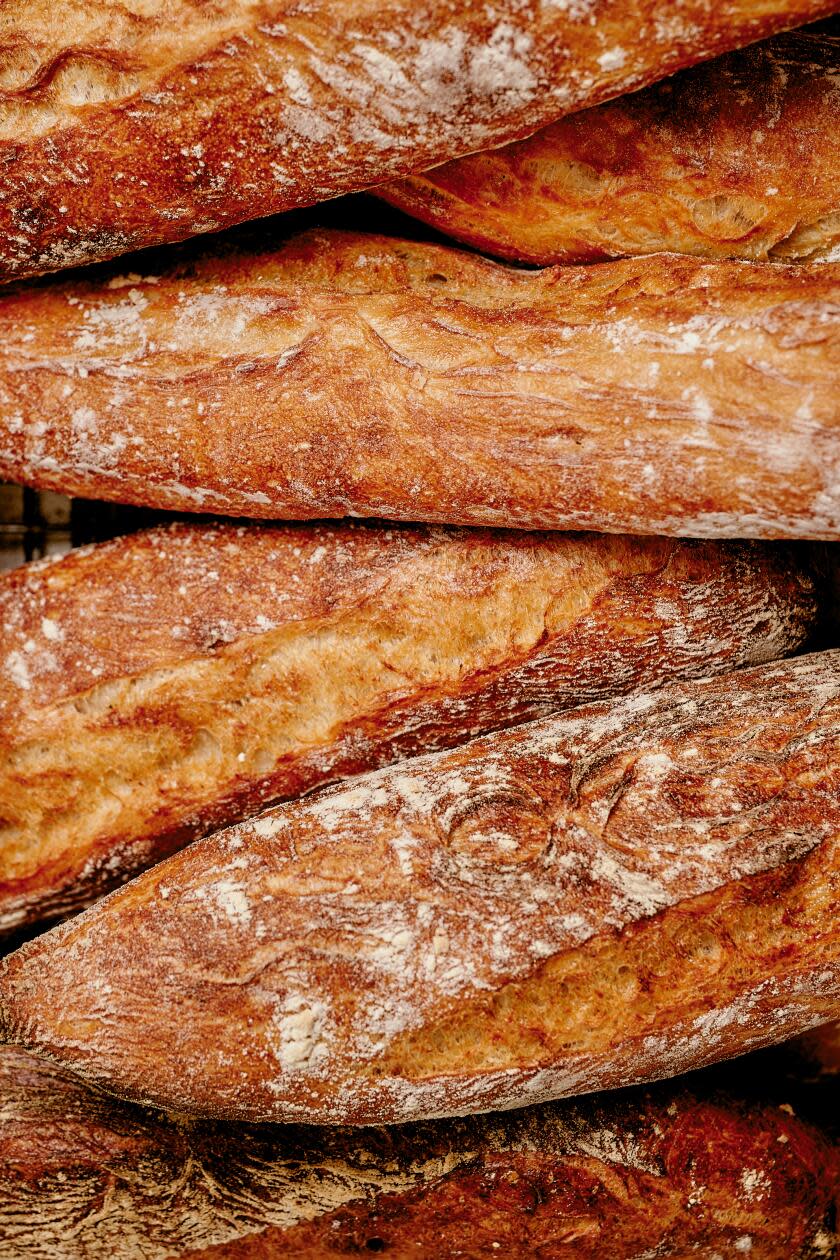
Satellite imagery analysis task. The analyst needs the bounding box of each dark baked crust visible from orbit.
[2,650,839,1125]
[379,25,840,265]
[0,523,819,934]
[1,0,837,282]
[0,231,838,537]
[0,1045,836,1260]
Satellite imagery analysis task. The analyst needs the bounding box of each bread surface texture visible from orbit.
[0,524,819,933]
[1,0,837,282]
[1,231,838,537]
[380,25,840,265]
[0,1046,836,1260]
[3,649,839,1125]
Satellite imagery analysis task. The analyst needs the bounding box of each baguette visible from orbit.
[0,1045,836,1260]
[2,0,838,284]
[379,24,840,265]
[3,649,840,1125]
[0,525,818,934]
[1,231,838,538]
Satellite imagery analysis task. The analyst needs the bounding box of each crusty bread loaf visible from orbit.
[1,231,838,538]
[0,1045,836,1260]
[1,524,818,934]
[379,25,840,266]
[2,0,838,284]
[3,649,839,1126]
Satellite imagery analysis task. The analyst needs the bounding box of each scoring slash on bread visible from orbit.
[0,525,820,934]
[0,231,838,537]
[380,24,840,265]
[0,1046,837,1260]
[2,649,839,1126]
[1,0,838,283]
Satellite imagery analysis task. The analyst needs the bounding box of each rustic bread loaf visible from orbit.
[1,231,838,537]
[1,525,818,935]
[0,1045,836,1260]
[379,24,840,265]
[2,0,837,284]
[3,649,839,1126]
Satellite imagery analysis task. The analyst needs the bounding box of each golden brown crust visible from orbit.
[0,523,819,934]
[1,231,838,537]
[379,25,840,265]
[2,650,839,1126]
[1,0,837,282]
[0,1045,836,1260]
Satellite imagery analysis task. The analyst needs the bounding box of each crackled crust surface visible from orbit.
[0,1047,836,1260]
[380,24,840,265]
[0,231,838,537]
[2,650,839,1125]
[0,525,817,933]
[1,0,837,281]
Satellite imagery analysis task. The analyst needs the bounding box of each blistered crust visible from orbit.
[0,231,838,537]
[0,524,817,932]
[2,650,838,1125]
[1,0,837,281]
[0,1046,836,1259]
[380,25,840,265]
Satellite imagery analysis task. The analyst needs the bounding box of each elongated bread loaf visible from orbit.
[2,0,837,284]
[0,525,817,934]
[3,649,839,1125]
[379,25,840,265]
[1,232,838,538]
[0,1046,836,1260]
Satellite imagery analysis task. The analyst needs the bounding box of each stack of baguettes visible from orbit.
[0,2,839,1256]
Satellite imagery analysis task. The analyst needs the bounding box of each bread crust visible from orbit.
[379,25,840,265]
[1,0,837,282]
[0,1045,836,1260]
[0,524,818,933]
[0,231,838,538]
[3,649,839,1125]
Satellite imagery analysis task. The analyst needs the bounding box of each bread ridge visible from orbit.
[378,24,840,265]
[0,231,838,538]
[2,649,839,1125]
[0,1045,836,1260]
[1,524,818,933]
[1,0,837,282]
